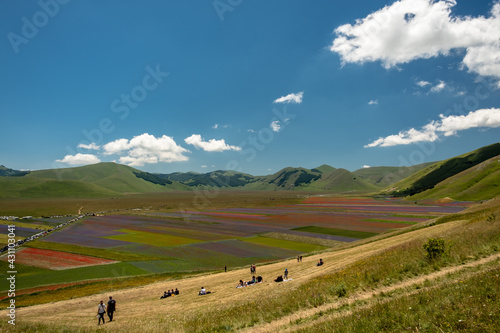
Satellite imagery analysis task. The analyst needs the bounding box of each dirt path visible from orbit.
[1,219,474,331]
[244,252,500,333]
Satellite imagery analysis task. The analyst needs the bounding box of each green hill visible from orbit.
[390,143,500,197]
[353,163,433,187]
[307,168,380,192]
[0,163,189,198]
[410,155,500,201]
[243,167,322,190]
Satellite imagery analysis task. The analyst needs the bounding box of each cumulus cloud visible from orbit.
[184,134,241,152]
[416,80,431,87]
[103,138,130,155]
[365,108,500,147]
[273,91,304,104]
[430,80,446,93]
[103,133,189,166]
[270,120,281,132]
[368,100,378,105]
[362,165,371,169]
[56,153,101,165]
[77,142,100,150]
[330,0,500,79]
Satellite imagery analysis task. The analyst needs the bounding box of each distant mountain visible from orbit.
[307,168,380,192]
[157,170,256,187]
[0,163,189,198]
[390,142,500,197]
[353,163,433,187]
[243,167,322,190]
[0,165,30,177]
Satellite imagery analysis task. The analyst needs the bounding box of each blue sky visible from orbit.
[1,0,500,175]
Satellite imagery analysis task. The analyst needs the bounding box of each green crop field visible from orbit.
[105,229,204,247]
[0,261,148,291]
[292,226,379,239]
[242,235,328,253]
[363,218,419,225]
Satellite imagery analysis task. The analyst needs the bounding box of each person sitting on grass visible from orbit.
[316,258,324,266]
[257,275,263,283]
[237,280,245,288]
[174,288,179,295]
[247,276,257,285]
[274,275,283,283]
[199,287,211,295]
[160,291,170,299]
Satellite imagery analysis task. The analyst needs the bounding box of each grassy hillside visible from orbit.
[0,163,189,198]
[353,162,433,187]
[410,155,500,201]
[391,142,500,197]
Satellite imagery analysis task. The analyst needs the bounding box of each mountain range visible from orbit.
[1,142,499,201]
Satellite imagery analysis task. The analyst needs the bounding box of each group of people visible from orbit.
[160,288,179,299]
[97,296,116,325]
[236,275,263,288]
[96,256,326,324]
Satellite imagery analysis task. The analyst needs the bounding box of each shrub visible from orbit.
[422,238,446,260]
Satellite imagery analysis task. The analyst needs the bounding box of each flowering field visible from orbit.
[4,195,469,291]
[3,247,118,270]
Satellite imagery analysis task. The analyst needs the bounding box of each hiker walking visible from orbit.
[107,296,116,322]
[97,300,106,325]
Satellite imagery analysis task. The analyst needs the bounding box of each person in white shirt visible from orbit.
[97,300,106,325]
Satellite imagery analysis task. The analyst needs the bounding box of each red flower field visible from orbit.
[4,248,118,270]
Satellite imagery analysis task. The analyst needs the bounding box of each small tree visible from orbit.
[423,238,446,260]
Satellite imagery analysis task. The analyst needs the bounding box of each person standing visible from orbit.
[97,300,106,325]
[107,296,116,322]
[284,268,288,280]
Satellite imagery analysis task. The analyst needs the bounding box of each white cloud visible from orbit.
[184,134,241,152]
[416,80,431,87]
[365,108,500,147]
[330,0,500,79]
[273,91,303,104]
[103,138,130,155]
[247,129,255,133]
[430,80,446,93]
[438,108,500,136]
[103,133,189,166]
[368,100,378,105]
[201,165,208,168]
[77,142,100,150]
[212,123,231,130]
[56,153,101,165]
[362,165,371,169]
[270,120,281,132]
